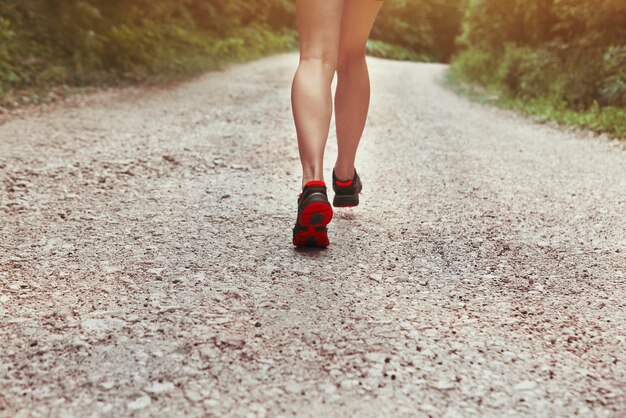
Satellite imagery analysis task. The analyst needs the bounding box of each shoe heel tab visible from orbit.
[304,180,326,189]
[335,179,353,187]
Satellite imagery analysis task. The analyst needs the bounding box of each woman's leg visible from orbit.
[334,0,383,181]
[292,0,344,188]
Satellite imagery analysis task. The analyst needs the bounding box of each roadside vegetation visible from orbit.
[0,1,297,106]
[449,0,626,137]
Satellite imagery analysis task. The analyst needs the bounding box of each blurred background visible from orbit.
[0,0,624,135]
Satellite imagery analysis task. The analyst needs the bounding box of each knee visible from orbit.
[299,50,338,74]
[337,48,367,74]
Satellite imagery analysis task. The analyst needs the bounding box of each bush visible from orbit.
[372,0,466,62]
[451,0,626,136]
[602,46,626,107]
[497,45,558,99]
[0,0,298,104]
[449,48,498,86]
[366,40,430,62]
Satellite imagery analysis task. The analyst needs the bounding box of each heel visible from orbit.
[333,195,359,208]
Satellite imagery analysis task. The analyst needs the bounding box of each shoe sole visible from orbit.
[333,183,362,207]
[333,195,359,207]
[293,201,333,247]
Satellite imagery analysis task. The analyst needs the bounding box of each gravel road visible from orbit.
[1,53,625,417]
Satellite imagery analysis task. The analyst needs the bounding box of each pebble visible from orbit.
[144,381,175,394]
[185,388,204,402]
[81,318,125,333]
[216,334,246,349]
[72,337,89,349]
[364,352,387,363]
[99,381,115,391]
[430,380,455,390]
[514,380,538,391]
[320,383,337,394]
[419,404,440,414]
[127,395,151,410]
[284,383,305,394]
[340,379,359,390]
[99,403,114,413]
[369,273,383,282]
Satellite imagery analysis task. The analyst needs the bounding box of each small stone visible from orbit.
[443,408,463,418]
[72,337,89,349]
[430,380,455,390]
[340,379,359,390]
[284,383,305,394]
[398,406,415,415]
[369,273,383,282]
[562,327,575,336]
[364,352,387,363]
[199,345,217,360]
[103,266,120,274]
[185,388,204,402]
[99,403,114,413]
[419,404,440,413]
[162,155,179,164]
[320,383,336,394]
[127,395,151,410]
[99,381,115,391]
[216,334,245,350]
[81,318,125,334]
[144,381,175,394]
[205,399,220,408]
[514,380,537,391]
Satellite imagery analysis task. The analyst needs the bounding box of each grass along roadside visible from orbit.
[0,26,296,112]
[445,69,626,140]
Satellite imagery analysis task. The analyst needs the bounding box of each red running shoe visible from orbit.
[292,181,333,247]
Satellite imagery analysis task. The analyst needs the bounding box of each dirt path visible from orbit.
[1,54,625,417]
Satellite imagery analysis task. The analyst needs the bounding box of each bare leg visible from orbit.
[334,0,383,181]
[292,0,344,188]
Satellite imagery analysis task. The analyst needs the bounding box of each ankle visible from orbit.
[333,165,355,182]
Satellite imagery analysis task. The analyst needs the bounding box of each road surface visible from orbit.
[1,54,625,417]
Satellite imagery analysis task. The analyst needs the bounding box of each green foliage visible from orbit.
[366,40,430,62]
[447,70,626,138]
[451,0,626,137]
[373,0,467,62]
[0,0,297,105]
[448,48,497,87]
[496,45,558,99]
[602,46,626,107]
